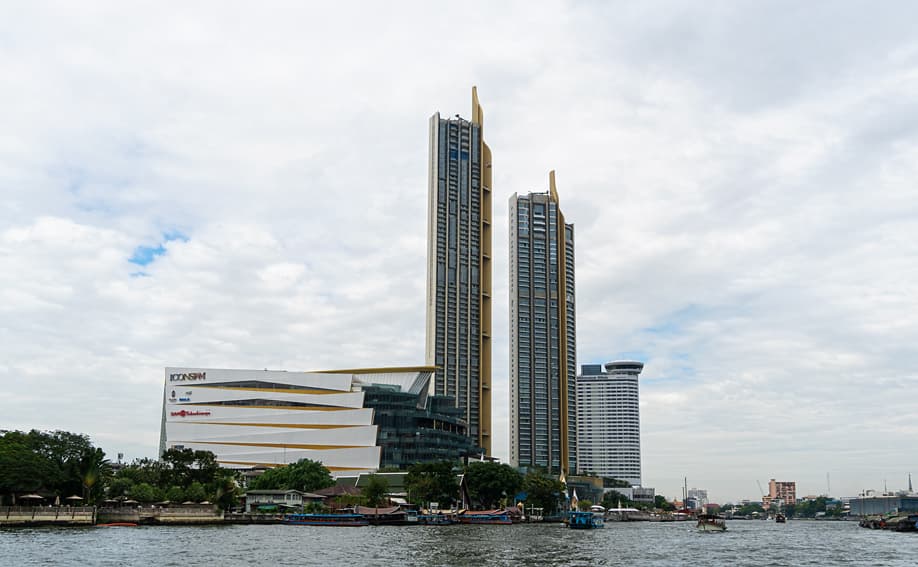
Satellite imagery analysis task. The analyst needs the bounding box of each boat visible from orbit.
[418,513,456,525]
[354,506,420,526]
[775,513,786,523]
[283,513,369,526]
[568,511,604,529]
[696,514,727,532]
[456,510,513,525]
[96,522,138,527]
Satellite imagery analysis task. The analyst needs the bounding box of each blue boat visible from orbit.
[568,511,604,529]
[283,513,369,526]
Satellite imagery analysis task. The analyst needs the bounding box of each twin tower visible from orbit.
[425,88,576,474]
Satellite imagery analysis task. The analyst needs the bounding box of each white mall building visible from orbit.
[160,366,432,476]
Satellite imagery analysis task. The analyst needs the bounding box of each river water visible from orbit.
[2,519,916,566]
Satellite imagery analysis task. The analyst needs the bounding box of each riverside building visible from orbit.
[575,361,644,485]
[425,87,493,455]
[508,172,577,475]
[160,366,469,475]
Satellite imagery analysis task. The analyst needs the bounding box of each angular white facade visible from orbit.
[160,367,390,475]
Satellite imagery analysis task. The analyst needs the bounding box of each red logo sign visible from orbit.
[171,410,211,417]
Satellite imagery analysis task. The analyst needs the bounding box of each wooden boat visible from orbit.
[418,513,456,525]
[568,511,604,529]
[283,513,368,526]
[696,514,727,532]
[775,513,787,523]
[457,510,513,525]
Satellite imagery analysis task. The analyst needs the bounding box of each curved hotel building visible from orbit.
[575,361,644,485]
[159,366,465,475]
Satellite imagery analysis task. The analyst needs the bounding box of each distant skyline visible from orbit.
[2,2,917,503]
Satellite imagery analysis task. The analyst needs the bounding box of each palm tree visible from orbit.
[79,447,111,504]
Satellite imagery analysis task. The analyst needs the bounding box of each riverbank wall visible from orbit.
[1,506,95,526]
[96,506,223,525]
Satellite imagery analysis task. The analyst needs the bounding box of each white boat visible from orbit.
[696,514,727,532]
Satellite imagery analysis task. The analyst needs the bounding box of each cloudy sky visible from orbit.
[3,1,917,502]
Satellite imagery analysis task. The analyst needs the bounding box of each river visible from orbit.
[2,519,916,566]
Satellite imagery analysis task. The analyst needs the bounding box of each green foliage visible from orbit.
[304,500,328,513]
[362,476,390,508]
[107,477,134,500]
[654,495,675,511]
[578,499,593,511]
[464,462,523,509]
[248,459,334,493]
[165,486,185,502]
[0,429,111,504]
[129,482,162,503]
[406,461,459,507]
[160,448,220,488]
[185,481,207,503]
[601,490,634,510]
[522,470,564,515]
[736,502,766,516]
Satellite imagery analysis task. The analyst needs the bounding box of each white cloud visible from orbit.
[1,1,916,502]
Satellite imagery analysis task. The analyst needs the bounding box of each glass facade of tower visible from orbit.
[425,89,492,455]
[509,181,576,475]
[362,386,480,470]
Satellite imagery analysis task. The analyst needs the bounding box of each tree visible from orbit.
[406,461,459,508]
[578,499,594,511]
[129,482,162,503]
[185,481,207,503]
[79,447,111,504]
[362,476,390,508]
[654,495,675,511]
[464,462,522,509]
[249,459,333,492]
[522,470,564,515]
[0,434,56,499]
[161,448,220,487]
[165,486,185,502]
[602,490,634,510]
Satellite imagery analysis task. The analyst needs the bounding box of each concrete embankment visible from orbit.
[1,506,95,526]
[96,506,223,525]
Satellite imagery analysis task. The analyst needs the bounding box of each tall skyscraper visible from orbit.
[509,171,577,475]
[576,361,644,485]
[425,87,493,455]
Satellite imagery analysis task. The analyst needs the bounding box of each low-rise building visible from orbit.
[243,489,325,513]
[849,495,918,516]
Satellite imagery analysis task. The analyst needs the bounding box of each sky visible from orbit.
[2,1,917,503]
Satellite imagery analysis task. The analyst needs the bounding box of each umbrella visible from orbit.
[20,494,43,499]
[199,501,211,505]
[122,499,139,504]
[182,501,195,505]
[65,495,84,501]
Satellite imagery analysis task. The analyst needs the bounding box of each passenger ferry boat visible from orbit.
[696,514,727,532]
[568,511,604,529]
[283,513,369,527]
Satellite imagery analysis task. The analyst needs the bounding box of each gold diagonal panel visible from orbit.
[194,385,347,395]
[179,441,364,450]
[187,422,363,429]
[185,404,352,411]
[217,459,368,471]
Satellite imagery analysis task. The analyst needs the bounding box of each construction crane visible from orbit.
[756,480,767,506]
